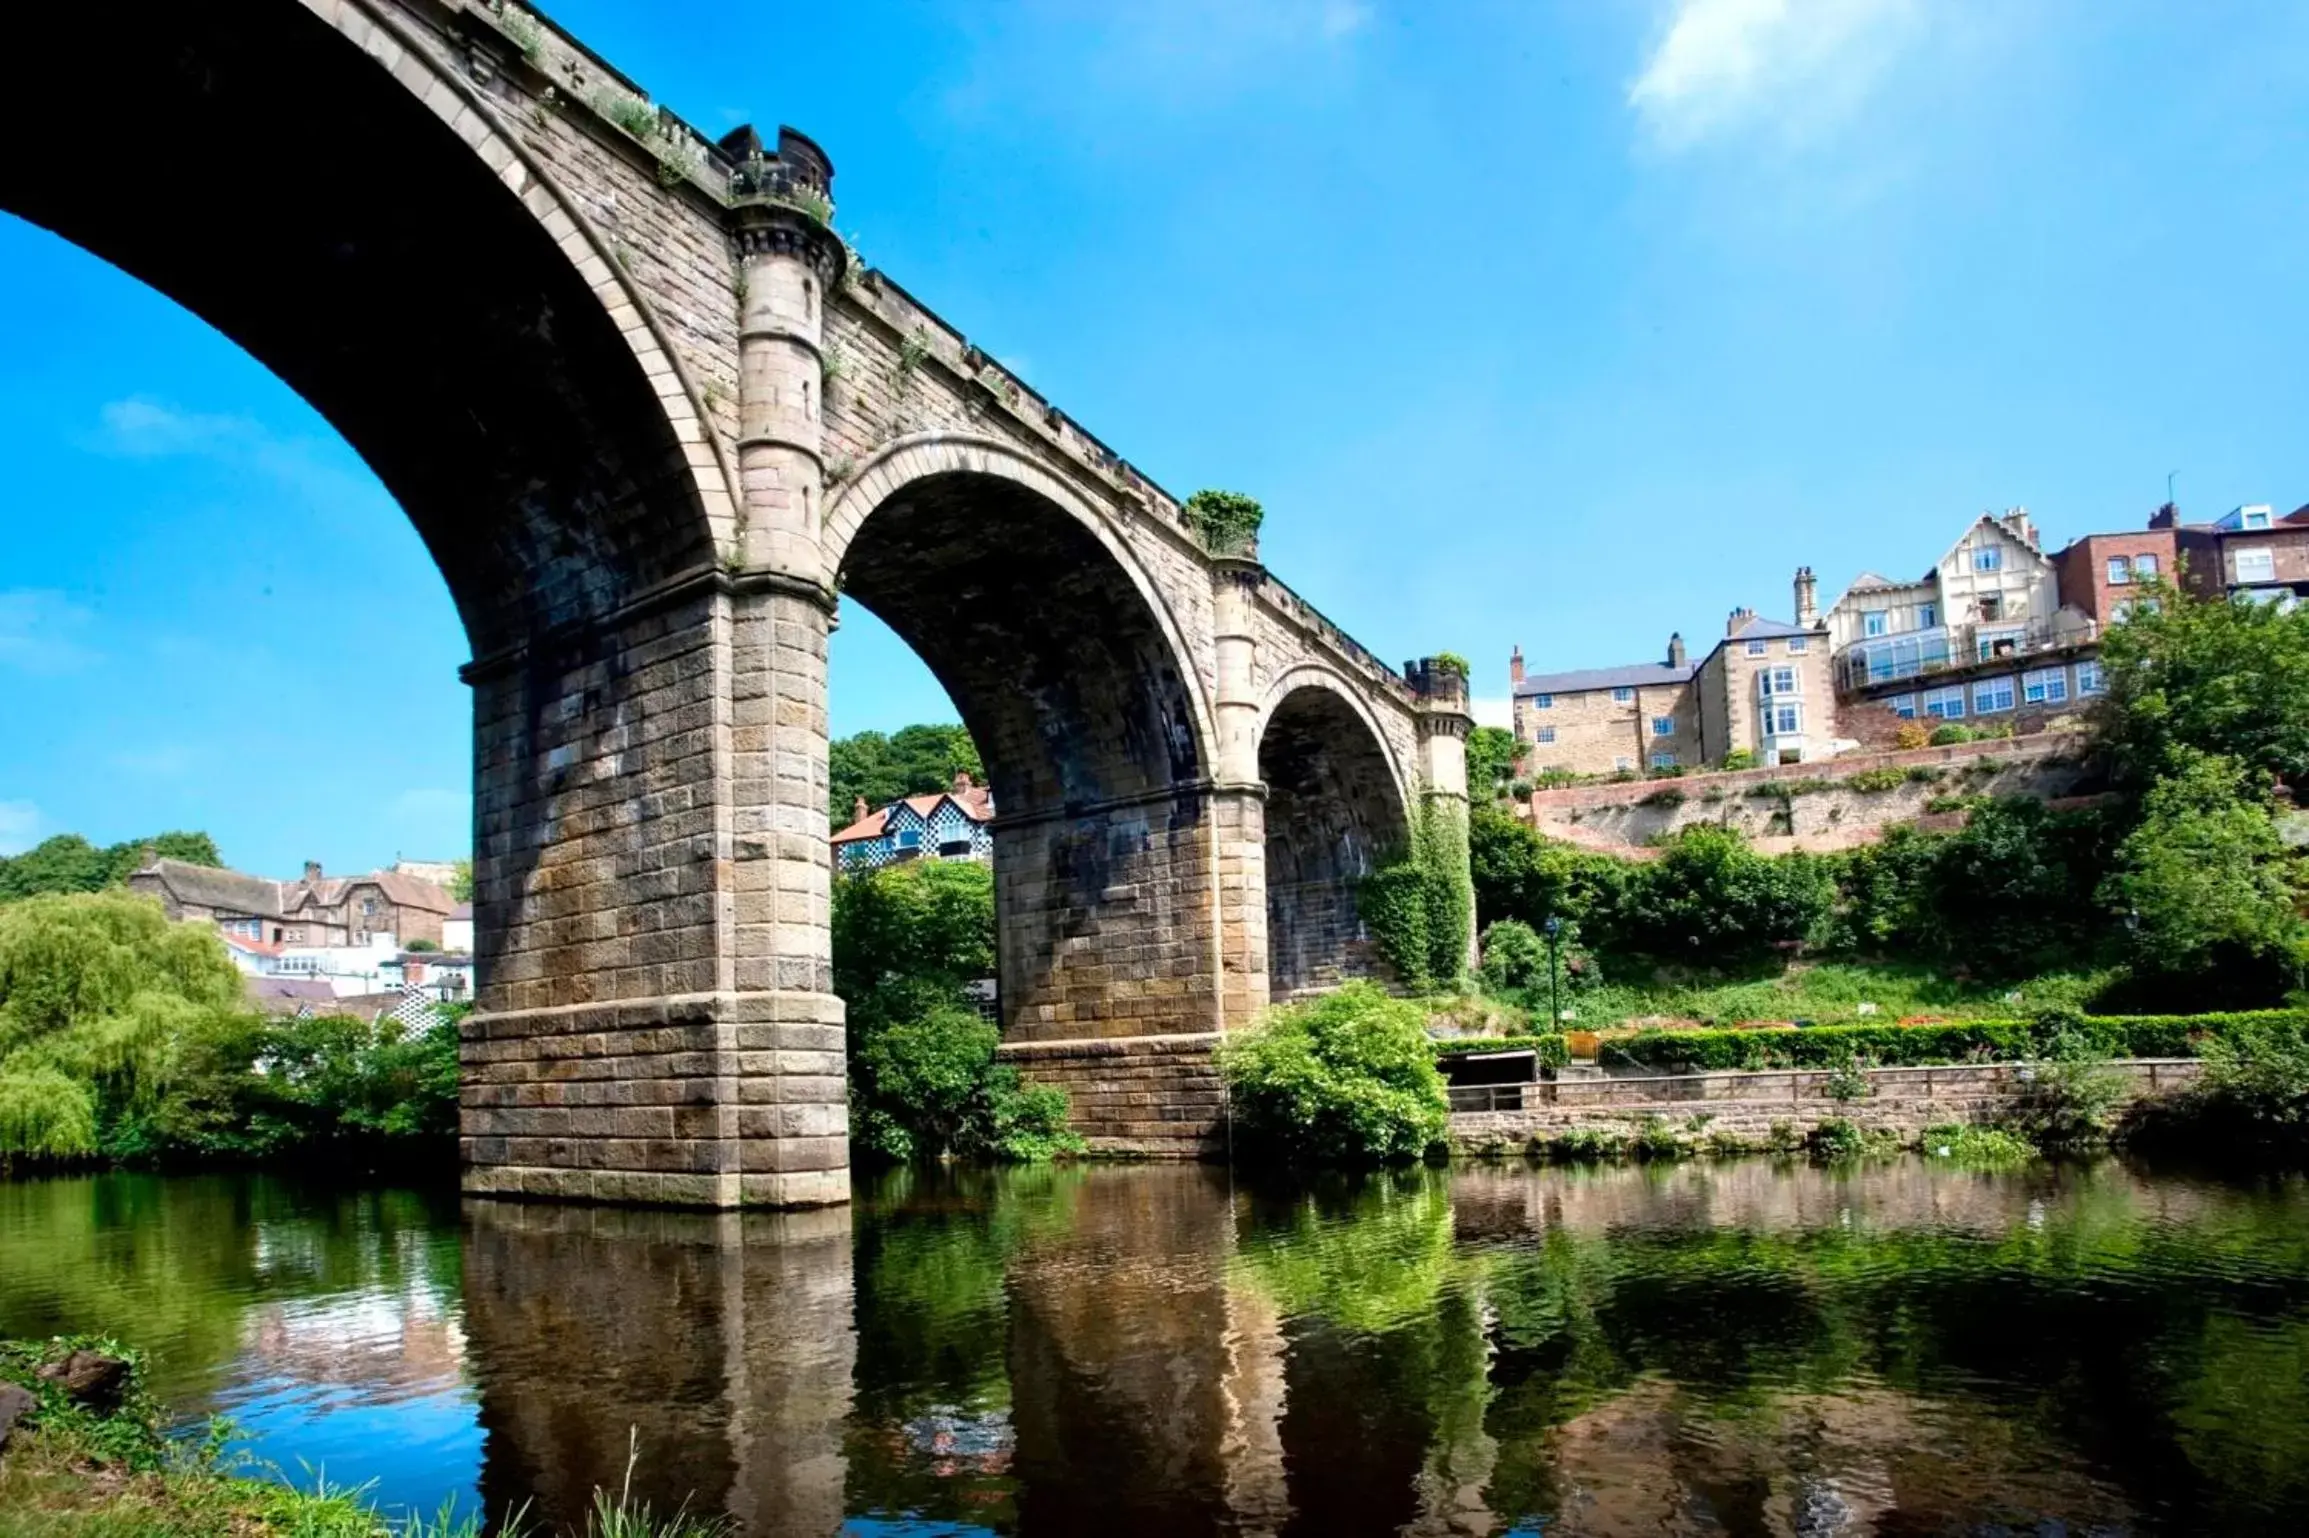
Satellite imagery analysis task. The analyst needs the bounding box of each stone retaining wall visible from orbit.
[1448,1059,2203,1150]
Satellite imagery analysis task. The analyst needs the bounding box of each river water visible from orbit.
[5,1159,2309,1536]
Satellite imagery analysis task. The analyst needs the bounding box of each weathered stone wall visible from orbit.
[1527,731,2094,856]
[1446,1058,2203,1151]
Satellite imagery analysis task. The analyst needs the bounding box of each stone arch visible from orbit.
[4,0,730,656]
[823,436,1222,1040]
[1257,667,1415,999]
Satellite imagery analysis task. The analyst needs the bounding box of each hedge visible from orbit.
[1595,1011,2307,1074]
[1432,1034,1571,1069]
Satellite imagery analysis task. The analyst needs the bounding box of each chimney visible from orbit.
[1509,646,1525,687]
[2149,502,2179,530]
[302,861,322,885]
[1793,566,1818,627]
[851,795,870,825]
[2000,506,2038,550]
[137,842,158,870]
[1667,632,1687,669]
[1725,606,1754,637]
[952,769,973,794]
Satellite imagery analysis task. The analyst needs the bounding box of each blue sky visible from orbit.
[5,0,2308,875]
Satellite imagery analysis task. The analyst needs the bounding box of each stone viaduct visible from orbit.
[6,0,1472,1206]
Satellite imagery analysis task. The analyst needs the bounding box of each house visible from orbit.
[2049,519,2180,628]
[2164,502,2309,611]
[1823,509,2101,724]
[1510,569,1834,776]
[128,853,459,948]
[442,902,474,953]
[831,771,996,872]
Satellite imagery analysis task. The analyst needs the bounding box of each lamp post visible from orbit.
[1542,915,1564,1027]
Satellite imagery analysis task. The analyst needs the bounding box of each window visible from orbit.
[1651,716,1675,737]
[2107,555,2132,586]
[1922,686,1966,719]
[2133,553,2159,580]
[895,828,921,849]
[1533,693,1554,709]
[2242,507,2273,530]
[1746,639,1768,656]
[2022,667,2068,705]
[1887,694,1917,719]
[1863,610,1888,637]
[938,840,973,858]
[1787,636,1808,653]
[1762,702,1802,736]
[1978,594,2003,622]
[1973,675,2016,714]
[2076,660,2105,695]
[1611,686,1633,703]
[1919,602,1938,628]
[1650,752,1678,771]
[1974,546,2003,572]
[1766,666,1798,697]
[2235,546,2277,584]
[1536,726,1556,745]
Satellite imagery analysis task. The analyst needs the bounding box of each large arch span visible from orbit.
[5,0,1472,1204]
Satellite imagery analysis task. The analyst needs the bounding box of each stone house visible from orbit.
[1510,570,1835,776]
[830,771,996,872]
[127,854,457,947]
[1823,509,2101,726]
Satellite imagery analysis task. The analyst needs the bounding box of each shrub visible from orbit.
[852,1004,1082,1164]
[1894,723,1931,750]
[1719,749,1759,771]
[1594,1011,2307,1073]
[1630,1117,1685,1160]
[1183,489,1264,555]
[2133,1017,2309,1155]
[1639,786,1688,808]
[1543,1126,1625,1162]
[1219,983,1448,1165]
[1807,1118,1867,1159]
[1612,825,1833,968]
[1928,724,1973,745]
[1844,767,1908,794]
[1477,919,1547,993]
[1432,1033,1570,1069]
[1920,1122,2036,1165]
[2002,1043,2130,1150]
[1823,1054,1873,1102]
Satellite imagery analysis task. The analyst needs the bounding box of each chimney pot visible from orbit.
[1667,632,1688,669]
[1509,646,1525,687]
[303,861,322,884]
[852,796,870,824]
[952,769,973,794]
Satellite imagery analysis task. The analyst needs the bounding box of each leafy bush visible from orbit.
[1807,1117,1867,1159]
[2002,1040,2130,1150]
[1920,1122,2037,1164]
[1611,826,1833,967]
[1639,786,1687,808]
[1358,802,1474,992]
[1718,749,1759,771]
[2131,1017,2309,1156]
[1477,919,1547,992]
[1219,982,1447,1165]
[1844,767,1908,794]
[1928,724,1973,745]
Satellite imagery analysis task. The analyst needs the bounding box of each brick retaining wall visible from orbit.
[1448,1059,2202,1149]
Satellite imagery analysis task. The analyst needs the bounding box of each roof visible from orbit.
[450,902,473,921]
[1724,614,1822,642]
[134,859,289,918]
[247,976,336,1001]
[831,784,998,845]
[218,932,284,958]
[1515,659,1696,697]
[282,870,458,915]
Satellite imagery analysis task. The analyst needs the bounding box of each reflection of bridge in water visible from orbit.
[457,1161,2295,1536]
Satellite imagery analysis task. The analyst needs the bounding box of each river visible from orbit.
[4,1158,2308,1535]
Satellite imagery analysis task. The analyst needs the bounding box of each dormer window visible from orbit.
[2242,508,2273,530]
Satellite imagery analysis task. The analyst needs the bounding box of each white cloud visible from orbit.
[0,590,99,675]
[1629,0,1920,150]
[0,802,39,857]
[88,397,394,522]
[1470,696,1514,731]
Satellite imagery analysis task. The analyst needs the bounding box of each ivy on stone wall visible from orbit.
[1357,797,1474,993]
[1184,490,1264,557]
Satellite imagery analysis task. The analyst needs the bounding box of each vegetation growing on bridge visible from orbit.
[1182,489,1264,557]
[1357,799,1475,994]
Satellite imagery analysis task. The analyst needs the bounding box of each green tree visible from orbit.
[831,860,1078,1163]
[1922,797,2110,977]
[2101,750,2305,992]
[1217,982,1447,1165]
[1464,726,1522,804]
[1618,825,1833,968]
[828,723,985,829]
[2097,578,2309,789]
[0,831,223,903]
[448,858,474,903]
[1477,919,1548,993]
[0,892,245,1158]
[1466,806,1630,940]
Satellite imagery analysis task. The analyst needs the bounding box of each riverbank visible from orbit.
[0,1338,702,1538]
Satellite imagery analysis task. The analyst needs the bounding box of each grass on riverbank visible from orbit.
[0,1341,715,1538]
[1543,962,2112,1030]
[1455,1114,2065,1166]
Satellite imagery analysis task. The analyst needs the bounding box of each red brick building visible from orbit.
[2048,524,2179,627]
